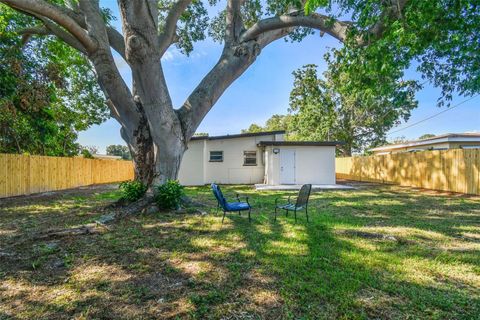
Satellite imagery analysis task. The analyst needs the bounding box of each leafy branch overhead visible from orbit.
[0,6,108,156]
[305,0,479,105]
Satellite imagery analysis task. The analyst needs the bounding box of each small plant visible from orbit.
[119,180,148,202]
[154,180,185,209]
[81,148,94,159]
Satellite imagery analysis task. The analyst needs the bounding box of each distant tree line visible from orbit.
[106,145,132,160]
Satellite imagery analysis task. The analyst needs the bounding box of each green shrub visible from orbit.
[119,180,148,202]
[154,180,185,209]
[81,149,94,159]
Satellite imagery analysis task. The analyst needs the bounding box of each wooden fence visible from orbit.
[0,154,134,198]
[336,149,480,195]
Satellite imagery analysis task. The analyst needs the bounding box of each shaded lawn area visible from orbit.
[0,184,479,319]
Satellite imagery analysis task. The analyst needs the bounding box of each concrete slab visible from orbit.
[254,184,356,191]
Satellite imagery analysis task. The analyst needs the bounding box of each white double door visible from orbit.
[280,149,296,184]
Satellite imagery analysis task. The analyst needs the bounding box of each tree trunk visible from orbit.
[120,95,187,187]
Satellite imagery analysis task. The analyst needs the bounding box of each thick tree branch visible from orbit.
[17,25,50,44]
[54,4,126,59]
[158,0,193,55]
[118,0,178,146]
[78,0,109,45]
[242,0,408,46]
[75,0,140,136]
[106,26,126,60]
[177,42,261,138]
[38,17,87,53]
[118,0,160,62]
[1,0,97,52]
[225,0,244,46]
[241,12,351,43]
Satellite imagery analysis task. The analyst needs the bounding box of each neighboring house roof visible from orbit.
[190,130,286,141]
[257,141,344,147]
[92,154,122,160]
[371,133,480,152]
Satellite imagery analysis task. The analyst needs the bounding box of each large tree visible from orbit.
[1,0,478,187]
[288,64,418,155]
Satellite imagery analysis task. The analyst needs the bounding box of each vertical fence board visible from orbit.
[336,149,480,195]
[0,154,134,198]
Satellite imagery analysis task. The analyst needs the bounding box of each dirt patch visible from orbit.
[338,229,398,241]
[0,183,119,208]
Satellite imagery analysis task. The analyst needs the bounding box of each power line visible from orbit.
[387,94,480,136]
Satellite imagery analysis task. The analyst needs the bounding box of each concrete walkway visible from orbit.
[254,184,356,191]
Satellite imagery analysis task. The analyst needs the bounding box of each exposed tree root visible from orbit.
[101,197,131,211]
[116,194,156,218]
[35,224,105,240]
[32,194,208,240]
[181,195,207,208]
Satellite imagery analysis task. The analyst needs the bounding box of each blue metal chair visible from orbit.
[275,184,312,223]
[211,183,252,223]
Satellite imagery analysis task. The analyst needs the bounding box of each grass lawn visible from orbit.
[0,183,479,319]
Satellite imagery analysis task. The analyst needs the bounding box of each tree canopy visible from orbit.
[0,5,108,156]
[289,64,418,155]
[305,0,479,106]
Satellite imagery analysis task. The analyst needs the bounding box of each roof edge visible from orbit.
[257,141,344,147]
[371,133,480,151]
[190,130,286,141]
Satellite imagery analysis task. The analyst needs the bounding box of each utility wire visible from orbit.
[387,94,480,136]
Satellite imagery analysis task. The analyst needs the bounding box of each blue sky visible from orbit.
[78,1,480,153]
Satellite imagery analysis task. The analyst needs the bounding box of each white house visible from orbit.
[178,130,343,186]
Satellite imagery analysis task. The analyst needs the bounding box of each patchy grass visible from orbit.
[0,183,479,319]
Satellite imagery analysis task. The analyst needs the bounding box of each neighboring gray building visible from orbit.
[371,133,480,155]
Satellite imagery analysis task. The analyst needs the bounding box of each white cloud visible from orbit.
[161,47,208,64]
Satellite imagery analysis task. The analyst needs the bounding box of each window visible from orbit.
[210,151,223,162]
[243,151,257,166]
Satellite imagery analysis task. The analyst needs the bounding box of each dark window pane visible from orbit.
[243,151,257,166]
[210,151,223,162]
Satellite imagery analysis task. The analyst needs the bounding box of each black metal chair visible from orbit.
[211,183,252,223]
[274,184,312,223]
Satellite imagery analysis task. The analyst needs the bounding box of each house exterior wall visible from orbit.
[178,139,205,186]
[178,134,280,185]
[204,136,265,184]
[449,141,480,149]
[404,142,449,152]
[265,146,336,185]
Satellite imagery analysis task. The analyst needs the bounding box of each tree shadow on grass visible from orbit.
[1,185,479,319]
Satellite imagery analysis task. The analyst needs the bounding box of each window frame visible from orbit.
[243,150,257,166]
[209,151,223,162]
